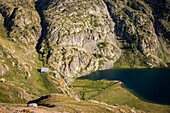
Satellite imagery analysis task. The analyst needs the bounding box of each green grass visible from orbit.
[36,73,58,94]
[0,80,33,104]
[113,51,147,68]
[72,79,170,113]
[28,94,142,113]
[0,31,59,103]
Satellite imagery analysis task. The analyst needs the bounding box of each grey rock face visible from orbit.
[105,0,168,67]
[0,0,41,45]
[1,0,169,78]
[44,0,121,77]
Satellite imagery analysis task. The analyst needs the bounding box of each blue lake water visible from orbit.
[78,68,170,105]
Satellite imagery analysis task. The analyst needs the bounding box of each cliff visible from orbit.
[0,0,169,112]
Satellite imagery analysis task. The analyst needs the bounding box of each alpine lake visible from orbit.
[72,68,170,113]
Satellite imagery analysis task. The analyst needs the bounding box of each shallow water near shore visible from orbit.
[78,68,170,105]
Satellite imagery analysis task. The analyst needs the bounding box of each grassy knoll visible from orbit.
[24,94,144,113]
[72,79,170,113]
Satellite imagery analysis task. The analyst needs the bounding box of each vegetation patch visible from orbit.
[72,79,170,113]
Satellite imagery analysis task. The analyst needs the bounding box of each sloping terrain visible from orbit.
[39,0,170,78]
[0,0,61,103]
[72,79,170,113]
[0,0,169,112]
[0,94,145,113]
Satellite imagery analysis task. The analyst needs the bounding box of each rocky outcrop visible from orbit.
[104,0,168,67]
[0,0,59,103]
[0,0,169,77]
[43,0,121,77]
[0,0,170,107]
[144,0,170,40]
[36,0,170,77]
[144,0,170,60]
[0,0,41,45]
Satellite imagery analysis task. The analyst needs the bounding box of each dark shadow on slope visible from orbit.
[144,0,170,40]
[27,95,49,104]
[4,8,18,32]
[27,95,57,107]
[35,0,53,65]
[0,6,18,36]
[78,68,170,105]
[35,0,49,53]
[104,1,136,54]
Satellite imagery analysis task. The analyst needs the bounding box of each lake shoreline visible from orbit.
[78,68,170,105]
[114,80,170,105]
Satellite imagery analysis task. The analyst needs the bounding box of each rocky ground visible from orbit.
[0,94,145,113]
[0,0,169,112]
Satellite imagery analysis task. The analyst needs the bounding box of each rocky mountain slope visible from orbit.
[0,0,169,112]
[42,0,170,78]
